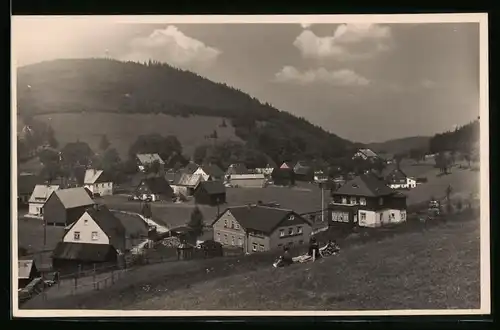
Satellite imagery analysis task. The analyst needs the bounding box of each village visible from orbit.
[16,143,480,307]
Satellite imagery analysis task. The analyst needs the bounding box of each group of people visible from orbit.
[278,237,340,267]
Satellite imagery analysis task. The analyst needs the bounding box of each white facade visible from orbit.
[255,167,274,175]
[229,174,267,188]
[28,203,44,218]
[85,182,113,196]
[28,185,60,218]
[192,167,210,181]
[63,212,110,245]
[388,177,417,190]
[356,209,407,227]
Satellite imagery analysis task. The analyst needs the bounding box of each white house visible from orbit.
[136,153,165,173]
[171,173,204,196]
[353,148,379,161]
[28,184,60,217]
[386,168,417,190]
[83,169,113,196]
[193,164,225,181]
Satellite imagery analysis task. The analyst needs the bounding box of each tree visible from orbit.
[46,126,59,148]
[128,134,183,162]
[394,153,405,169]
[38,148,60,166]
[99,134,111,151]
[187,206,204,238]
[61,141,94,167]
[464,153,472,168]
[147,160,162,176]
[409,148,424,164]
[40,161,62,184]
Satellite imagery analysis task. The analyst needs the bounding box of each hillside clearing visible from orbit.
[27,113,242,158]
[29,216,480,310]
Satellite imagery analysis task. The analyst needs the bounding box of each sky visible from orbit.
[12,17,481,143]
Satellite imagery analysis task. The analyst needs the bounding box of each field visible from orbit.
[28,213,481,310]
[22,113,242,159]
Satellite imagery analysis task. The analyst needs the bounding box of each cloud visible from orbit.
[274,66,370,87]
[293,23,392,60]
[122,26,221,71]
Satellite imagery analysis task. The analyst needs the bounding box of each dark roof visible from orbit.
[18,174,41,195]
[112,211,149,238]
[386,168,408,183]
[272,167,295,178]
[195,180,226,195]
[200,164,225,178]
[226,163,249,175]
[164,170,177,183]
[52,187,95,209]
[139,177,174,195]
[333,174,395,197]
[52,242,116,262]
[183,162,200,175]
[85,205,126,251]
[218,205,309,234]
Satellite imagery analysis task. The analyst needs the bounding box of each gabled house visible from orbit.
[136,153,165,173]
[279,161,295,170]
[353,148,379,161]
[52,205,126,271]
[193,163,225,181]
[171,173,204,197]
[228,174,267,188]
[293,161,314,182]
[385,168,417,190]
[193,181,227,206]
[83,169,113,197]
[182,161,200,175]
[212,205,313,253]
[18,174,40,206]
[271,167,295,186]
[43,187,96,227]
[225,163,249,181]
[135,176,174,202]
[28,184,60,218]
[328,174,407,228]
[18,259,41,289]
[255,163,276,176]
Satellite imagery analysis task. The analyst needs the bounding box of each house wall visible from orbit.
[407,178,417,189]
[28,202,44,217]
[86,182,113,196]
[229,178,266,188]
[63,212,110,245]
[269,221,312,250]
[331,194,407,212]
[193,168,210,181]
[212,211,247,249]
[43,195,66,226]
[172,185,189,196]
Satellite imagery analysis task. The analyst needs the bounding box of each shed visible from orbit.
[18,259,40,289]
[193,181,227,206]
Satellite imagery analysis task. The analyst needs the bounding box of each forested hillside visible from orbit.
[429,119,480,154]
[17,58,356,164]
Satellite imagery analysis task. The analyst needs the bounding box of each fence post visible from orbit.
[93,264,96,289]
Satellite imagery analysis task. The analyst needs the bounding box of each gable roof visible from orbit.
[280,162,294,169]
[18,174,41,195]
[52,187,95,209]
[136,153,165,165]
[84,169,105,184]
[386,168,408,183]
[139,176,174,195]
[357,148,378,158]
[172,173,204,187]
[226,163,249,176]
[218,205,309,235]
[18,259,37,279]
[333,174,395,197]
[183,162,200,175]
[199,164,225,178]
[29,184,60,203]
[85,205,126,251]
[111,211,149,238]
[229,174,266,180]
[195,180,226,195]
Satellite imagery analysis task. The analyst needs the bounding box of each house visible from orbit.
[271,168,295,186]
[385,168,417,190]
[136,153,165,173]
[52,205,126,271]
[193,163,225,181]
[228,174,267,188]
[313,171,328,183]
[293,161,314,182]
[135,176,174,201]
[43,187,96,227]
[164,170,177,184]
[28,184,60,218]
[212,205,313,253]
[182,161,200,175]
[193,181,227,206]
[328,174,407,228]
[18,259,41,289]
[378,153,395,164]
[225,163,249,181]
[171,173,204,197]
[83,169,113,196]
[18,174,40,206]
[255,163,276,176]
[279,161,295,170]
[353,148,379,161]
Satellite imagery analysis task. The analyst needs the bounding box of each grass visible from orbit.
[28,113,242,158]
[29,213,480,310]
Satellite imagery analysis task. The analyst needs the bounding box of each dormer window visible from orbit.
[350,197,357,205]
[341,197,347,204]
[288,214,295,221]
[360,197,366,206]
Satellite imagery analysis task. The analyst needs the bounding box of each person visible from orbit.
[308,237,321,259]
[282,246,293,266]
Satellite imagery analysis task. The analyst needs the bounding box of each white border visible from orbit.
[11,13,490,318]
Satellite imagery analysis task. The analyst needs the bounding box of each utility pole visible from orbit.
[320,183,325,223]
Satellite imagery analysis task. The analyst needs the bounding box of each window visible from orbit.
[280,229,285,237]
[231,236,235,245]
[341,197,347,204]
[391,213,395,219]
[379,197,384,205]
[231,221,235,229]
[224,234,228,243]
[360,197,366,205]
[350,197,357,204]
[238,237,243,246]
[401,212,406,221]
[235,223,240,230]
[73,232,80,240]
[252,243,257,252]
[259,244,265,252]
[297,226,303,234]
[91,231,98,241]
[84,219,88,225]
[360,212,366,221]
[288,214,295,221]
[380,213,383,222]
[217,232,221,241]
[332,211,349,223]
[288,227,294,236]
[224,219,228,228]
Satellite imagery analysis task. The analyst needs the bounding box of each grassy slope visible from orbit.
[368,136,431,154]
[27,113,242,159]
[31,217,480,310]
